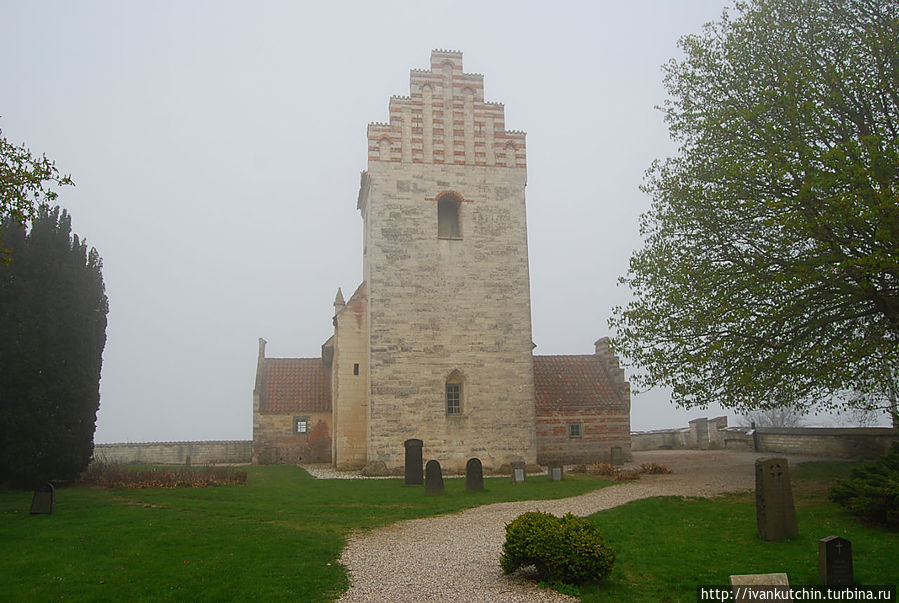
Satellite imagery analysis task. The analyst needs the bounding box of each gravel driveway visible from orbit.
[325,450,829,602]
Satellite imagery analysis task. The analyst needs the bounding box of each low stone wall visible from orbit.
[631,417,730,451]
[632,418,898,459]
[93,440,252,465]
[754,427,897,459]
[631,428,690,451]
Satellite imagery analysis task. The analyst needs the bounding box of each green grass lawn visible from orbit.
[576,461,899,602]
[4,461,897,602]
[0,466,612,602]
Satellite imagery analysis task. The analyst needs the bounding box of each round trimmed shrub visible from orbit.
[500,511,615,585]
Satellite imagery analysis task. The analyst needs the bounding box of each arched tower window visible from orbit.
[437,193,462,239]
[445,369,464,415]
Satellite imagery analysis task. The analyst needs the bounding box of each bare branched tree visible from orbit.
[741,405,807,428]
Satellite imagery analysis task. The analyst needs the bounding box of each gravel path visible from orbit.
[329,450,831,602]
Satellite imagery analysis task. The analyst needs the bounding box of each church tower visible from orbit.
[356,50,537,471]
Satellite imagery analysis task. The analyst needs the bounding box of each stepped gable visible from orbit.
[534,355,628,410]
[367,49,526,168]
[258,358,331,413]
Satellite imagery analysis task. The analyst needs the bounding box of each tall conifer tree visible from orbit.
[0,206,108,487]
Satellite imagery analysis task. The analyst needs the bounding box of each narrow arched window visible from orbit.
[445,370,464,415]
[437,193,461,239]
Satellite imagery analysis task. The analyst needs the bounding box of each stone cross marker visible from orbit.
[30,482,55,515]
[465,458,483,492]
[548,460,564,482]
[755,457,798,541]
[425,459,444,495]
[511,461,526,484]
[819,536,853,587]
[404,438,423,485]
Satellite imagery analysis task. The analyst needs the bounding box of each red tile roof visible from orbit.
[534,355,626,410]
[258,353,623,414]
[258,358,331,413]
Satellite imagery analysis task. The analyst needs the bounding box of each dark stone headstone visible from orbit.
[610,446,623,466]
[511,461,526,484]
[30,482,55,515]
[548,460,564,482]
[819,536,853,587]
[424,459,444,495]
[465,458,483,492]
[755,457,798,541]
[404,438,423,485]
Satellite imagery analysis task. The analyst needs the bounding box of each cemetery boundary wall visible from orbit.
[751,427,897,459]
[632,418,897,459]
[93,440,252,465]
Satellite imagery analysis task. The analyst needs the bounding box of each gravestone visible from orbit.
[404,438,423,485]
[465,458,483,492]
[424,459,444,495]
[729,573,790,602]
[548,460,564,482]
[610,446,623,466]
[511,461,526,484]
[30,482,55,515]
[819,536,853,587]
[755,457,798,541]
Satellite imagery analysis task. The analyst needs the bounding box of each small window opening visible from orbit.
[446,383,461,414]
[445,369,464,415]
[353,363,360,376]
[437,194,461,238]
[568,423,582,438]
[295,417,308,434]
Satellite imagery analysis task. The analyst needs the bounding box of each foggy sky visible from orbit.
[3,1,870,443]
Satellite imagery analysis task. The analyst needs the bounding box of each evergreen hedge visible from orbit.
[829,442,899,528]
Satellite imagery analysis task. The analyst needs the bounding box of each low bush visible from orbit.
[588,462,672,481]
[589,462,617,476]
[829,443,899,528]
[614,470,642,481]
[500,511,615,585]
[79,461,247,488]
[639,463,672,475]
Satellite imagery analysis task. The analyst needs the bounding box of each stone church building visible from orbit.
[253,50,631,472]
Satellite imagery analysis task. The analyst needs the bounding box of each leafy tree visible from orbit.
[611,0,899,419]
[0,127,73,262]
[0,206,108,488]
